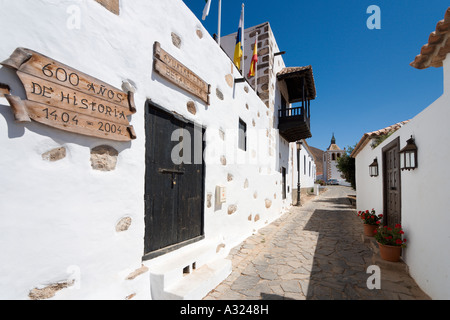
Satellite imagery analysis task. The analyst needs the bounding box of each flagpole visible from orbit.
[241,3,245,75]
[217,0,222,46]
[255,31,259,92]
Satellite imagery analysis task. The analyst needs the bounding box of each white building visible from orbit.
[351,7,450,300]
[0,0,317,300]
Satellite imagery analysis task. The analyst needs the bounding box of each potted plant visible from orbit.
[357,209,382,237]
[374,224,407,262]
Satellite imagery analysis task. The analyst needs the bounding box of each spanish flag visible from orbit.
[233,8,244,70]
[248,39,258,77]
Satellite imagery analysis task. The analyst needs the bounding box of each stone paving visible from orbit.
[204,186,431,300]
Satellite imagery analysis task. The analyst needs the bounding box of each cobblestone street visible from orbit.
[204,186,430,300]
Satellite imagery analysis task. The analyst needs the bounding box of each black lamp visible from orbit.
[369,158,379,177]
[400,136,418,171]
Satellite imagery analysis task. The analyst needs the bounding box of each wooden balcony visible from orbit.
[278,104,311,142]
[276,65,316,142]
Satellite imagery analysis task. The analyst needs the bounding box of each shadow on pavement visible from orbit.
[302,198,377,299]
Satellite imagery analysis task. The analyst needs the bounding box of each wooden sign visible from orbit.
[1,48,137,142]
[153,42,210,105]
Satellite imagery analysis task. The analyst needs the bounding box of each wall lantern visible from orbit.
[399,136,418,171]
[369,158,379,177]
[234,78,246,84]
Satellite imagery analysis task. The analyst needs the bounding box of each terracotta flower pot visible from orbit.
[363,224,378,237]
[377,242,402,262]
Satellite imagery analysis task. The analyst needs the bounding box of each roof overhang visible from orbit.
[277,66,316,103]
[410,7,450,69]
[350,120,410,158]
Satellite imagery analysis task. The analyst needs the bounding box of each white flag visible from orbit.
[202,0,212,20]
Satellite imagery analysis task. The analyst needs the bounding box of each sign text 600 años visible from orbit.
[1,48,137,141]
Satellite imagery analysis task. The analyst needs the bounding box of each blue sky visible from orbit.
[182,0,449,151]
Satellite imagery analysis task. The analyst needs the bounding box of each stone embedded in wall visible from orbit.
[228,205,237,215]
[265,199,272,209]
[261,83,269,92]
[116,217,132,232]
[257,63,269,71]
[274,193,277,199]
[245,103,249,110]
[225,74,233,88]
[258,47,269,56]
[207,193,213,208]
[227,173,233,182]
[258,75,269,85]
[216,243,226,253]
[220,156,227,166]
[244,179,249,189]
[244,86,249,93]
[125,265,149,281]
[171,32,182,48]
[126,293,136,300]
[29,281,74,300]
[196,29,203,39]
[254,214,260,222]
[252,119,256,127]
[248,214,252,221]
[42,147,66,162]
[95,0,120,15]
[90,145,119,172]
[187,101,197,115]
[216,88,224,100]
[219,128,225,141]
[253,191,258,199]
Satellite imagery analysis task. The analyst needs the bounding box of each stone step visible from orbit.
[163,258,232,300]
[148,241,231,300]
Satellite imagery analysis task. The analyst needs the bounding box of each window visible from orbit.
[238,119,247,151]
[309,161,311,177]
[304,155,306,175]
[281,167,286,200]
[332,153,336,161]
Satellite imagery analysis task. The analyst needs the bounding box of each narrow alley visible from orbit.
[204,186,430,300]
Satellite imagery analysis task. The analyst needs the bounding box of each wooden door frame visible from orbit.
[382,137,401,227]
[142,100,206,261]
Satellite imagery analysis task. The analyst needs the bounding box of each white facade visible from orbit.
[0,0,317,300]
[353,54,450,300]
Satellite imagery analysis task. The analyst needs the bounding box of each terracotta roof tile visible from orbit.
[350,120,410,158]
[410,7,450,69]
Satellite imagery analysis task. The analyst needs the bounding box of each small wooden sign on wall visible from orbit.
[1,48,137,142]
[153,42,210,105]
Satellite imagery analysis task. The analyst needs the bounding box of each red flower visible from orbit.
[373,229,378,234]
[400,230,404,234]
[396,239,403,245]
[376,221,381,225]
[395,224,402,228]
[378,214,383,218]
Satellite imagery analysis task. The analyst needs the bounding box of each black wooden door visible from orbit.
[383,138,401,228]
[143,102,205,260]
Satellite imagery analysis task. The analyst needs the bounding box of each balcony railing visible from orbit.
[278,104,311,141]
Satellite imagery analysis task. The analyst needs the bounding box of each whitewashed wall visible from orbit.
[354,53,450,299]
[0,0,298,300]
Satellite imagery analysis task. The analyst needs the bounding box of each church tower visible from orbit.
[323,133,344,182]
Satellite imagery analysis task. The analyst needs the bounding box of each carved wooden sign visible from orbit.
[1,48,137,142]
[153,42,210,105]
